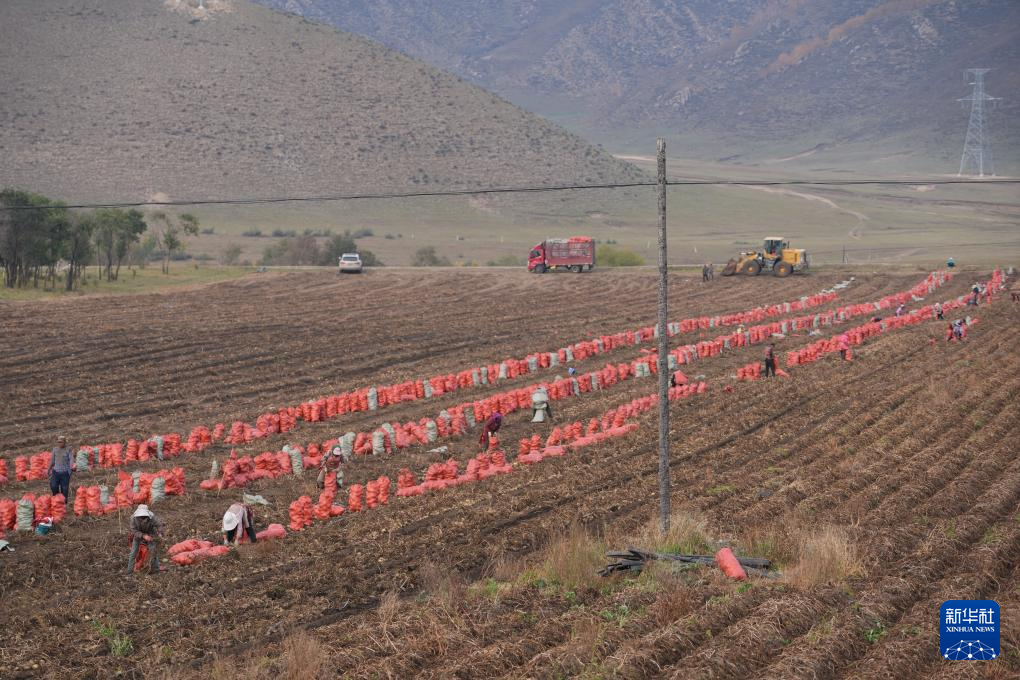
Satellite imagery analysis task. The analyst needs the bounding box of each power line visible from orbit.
[1,178,1018,211]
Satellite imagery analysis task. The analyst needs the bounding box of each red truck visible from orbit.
[527,237,595,273]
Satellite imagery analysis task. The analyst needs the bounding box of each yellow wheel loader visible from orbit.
[720,237,809,278]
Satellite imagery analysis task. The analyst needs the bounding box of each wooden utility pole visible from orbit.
[656,137,671,534]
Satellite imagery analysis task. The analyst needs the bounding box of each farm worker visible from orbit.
[895,303,905,317]
[568,367,577,377]
[934,302,944,320]
[317,447,345,490]
[479,411,503,451]
[47,435,75,499]
[222,503,257,546]
[127,505,162,575]
[947,257,955,268]
[944,323,955,342]
[837,333,851,361]
[763,344,777,378]
[708,262,715,280]
[702,263,710,282]
[955,320,967,341]
[531,387,552,423]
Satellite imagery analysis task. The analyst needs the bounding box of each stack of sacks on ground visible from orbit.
[0,493,69,530]
[168,539,231,566]
[199,449,293,490]
[520,382,707,463]
[12,452,50,481]
[394,450,512,498]
[314,471,346,520]
[288,495,314,531]
[256,523,287,541]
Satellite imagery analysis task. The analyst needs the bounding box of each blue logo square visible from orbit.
[941,600,1000,661]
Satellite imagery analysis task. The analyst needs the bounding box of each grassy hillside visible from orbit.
[0,0,643,204]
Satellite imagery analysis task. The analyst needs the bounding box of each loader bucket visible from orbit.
[721,259,739,276]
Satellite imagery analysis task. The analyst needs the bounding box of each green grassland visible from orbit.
[0,265,253,302]
[174,156,1020,269]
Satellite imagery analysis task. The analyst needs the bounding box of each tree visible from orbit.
[65,213,95,291]
[320,231,382,267]
[411,246,450,267]
[114,209,147,280]
[0,188,68,288]
[150,211,199,274]
[93,208,145,281]
[597,245,644,266]
[321,232,358,264]
[221,243,243,266]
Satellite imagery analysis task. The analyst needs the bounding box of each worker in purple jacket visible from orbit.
[479,411,503,451]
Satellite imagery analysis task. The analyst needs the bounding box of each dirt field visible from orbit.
[1,266,1017,679]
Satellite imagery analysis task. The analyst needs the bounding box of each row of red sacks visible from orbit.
[138,280,983,568]
[663,271,952,369]
[0,271,948,500]
[108,272,1011,571]
[267,269,989,523]
[191,272,946,493]
[1,467,185,525]
[6,272,949,514]
[785,271,1000,368]
[0,493,67,532]
[1,285,846,487]
[205,289,842,444]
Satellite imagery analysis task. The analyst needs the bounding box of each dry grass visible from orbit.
[785,526,864,588]
[649,574,698,626]
[278,631,328,680]
[377,590,400,627]
[535,524,605,592]
[741,522,798,567]
[418,561,465,610]
[639,510,713,555]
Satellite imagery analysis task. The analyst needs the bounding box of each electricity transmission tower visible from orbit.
[957,69,999,177]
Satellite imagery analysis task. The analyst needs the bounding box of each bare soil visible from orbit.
[1,266,1016,679]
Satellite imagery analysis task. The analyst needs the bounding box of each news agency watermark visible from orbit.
[941,600,1000,661]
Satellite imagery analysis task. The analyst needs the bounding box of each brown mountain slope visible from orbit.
[261,0,1020,170]
[0,0,643,204]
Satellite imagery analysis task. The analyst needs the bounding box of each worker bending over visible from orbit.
[479,411,503,451]
[222,503,257,546]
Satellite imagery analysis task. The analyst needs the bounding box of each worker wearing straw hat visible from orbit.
[127,504,163,574]
[222,502,257,546]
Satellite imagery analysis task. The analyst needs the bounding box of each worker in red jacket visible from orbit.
[837,333,851,361]
[479,411,503,451]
